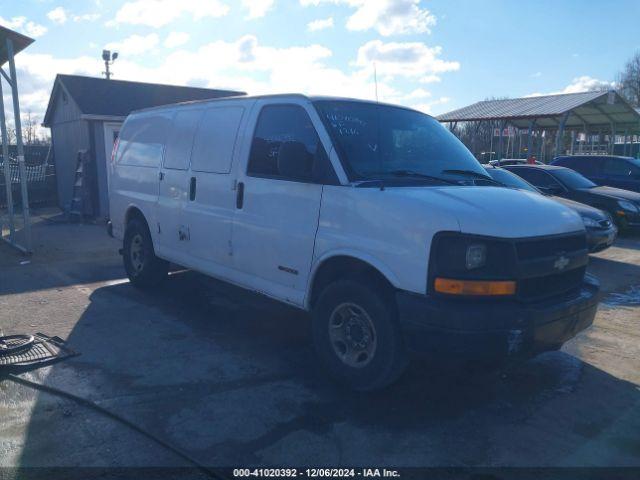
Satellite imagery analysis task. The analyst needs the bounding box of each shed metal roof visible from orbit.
[0,24,34,66]
[438,90,640,132]
[43,74,245,126]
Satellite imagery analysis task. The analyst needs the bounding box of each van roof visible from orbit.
[130,93,430,117]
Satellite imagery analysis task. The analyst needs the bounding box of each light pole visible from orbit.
[102,49,118,80]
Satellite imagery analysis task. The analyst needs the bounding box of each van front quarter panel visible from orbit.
[313,185,461,298]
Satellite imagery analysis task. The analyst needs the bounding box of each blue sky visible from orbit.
[1,0,638,129]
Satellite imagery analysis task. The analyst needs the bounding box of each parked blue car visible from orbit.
[551,155,640,193]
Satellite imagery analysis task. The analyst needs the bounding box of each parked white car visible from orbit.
[108,94,599,390]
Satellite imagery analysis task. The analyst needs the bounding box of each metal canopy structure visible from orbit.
[0,25,33,66]
[437,90,640,162]
[0,24,34,254]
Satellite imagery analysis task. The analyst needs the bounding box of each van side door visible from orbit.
[155,108,203,259]
[181,104,247,270]
[230,102,335,306]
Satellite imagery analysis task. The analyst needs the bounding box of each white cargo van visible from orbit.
[108,94,599,390]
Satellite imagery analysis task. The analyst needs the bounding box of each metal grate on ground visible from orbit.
[0,333,78,368]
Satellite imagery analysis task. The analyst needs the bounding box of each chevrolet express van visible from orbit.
[109,95,599,390]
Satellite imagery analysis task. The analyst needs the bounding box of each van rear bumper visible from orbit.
[395,274,599,361]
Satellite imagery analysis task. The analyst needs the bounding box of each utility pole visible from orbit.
[102,50,118,80]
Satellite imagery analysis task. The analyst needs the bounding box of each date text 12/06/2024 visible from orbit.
[233,468,401,478]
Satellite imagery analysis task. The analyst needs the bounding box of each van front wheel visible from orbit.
[312,280,408,391]
[123,218,168,289]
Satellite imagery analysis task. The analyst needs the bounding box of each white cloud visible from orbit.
[308,17,334,31]
[0,16,48,38]
[355,40,460,82]
[241,0,274,19]
[14,34,459,135]
[562,75,614,93]
[420,74,441,84]
[73,13,102,22]
[531,71,542,78]
[164,32,190,48]
[402,88,431,100]
[106,34,160,56]
[110,0,230,28]
[527,75,615,97]
[300,0,436,36]
[412,96,450,115]
[47,7,68,24]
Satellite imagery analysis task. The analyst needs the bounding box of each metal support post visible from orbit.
[6,38,31,252]
[526,119,536,159]
[555,112,570,158]
[0,72,15,241]
[497,120,506,160]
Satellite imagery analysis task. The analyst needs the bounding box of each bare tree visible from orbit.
[23,110,38,145]
[617,50,640,107]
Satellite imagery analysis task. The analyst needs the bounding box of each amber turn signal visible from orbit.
[434,278,516,296]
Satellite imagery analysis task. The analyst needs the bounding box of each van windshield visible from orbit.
[313,100,490,184]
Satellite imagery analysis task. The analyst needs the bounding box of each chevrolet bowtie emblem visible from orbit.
[554,255,570,271]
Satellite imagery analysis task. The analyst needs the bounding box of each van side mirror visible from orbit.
[277,141,313,181]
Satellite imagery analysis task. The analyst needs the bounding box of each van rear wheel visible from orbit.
[312,279,408,391]
[123,218,168,288]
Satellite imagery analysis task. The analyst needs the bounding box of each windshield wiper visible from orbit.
[384,170,459,185]
[441,169,501,185]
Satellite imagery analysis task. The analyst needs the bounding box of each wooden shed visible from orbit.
[42,74,243,218]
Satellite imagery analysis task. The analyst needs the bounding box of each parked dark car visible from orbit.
[488,158,543,166]
[551,155,640,193]
[485,165,617,252]
[503,164,640,230]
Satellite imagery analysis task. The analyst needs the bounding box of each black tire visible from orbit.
[312,279,408,391]
[123,217,168,289]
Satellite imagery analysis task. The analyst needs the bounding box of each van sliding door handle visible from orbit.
[236,182,244,209]
[189,177,196,201]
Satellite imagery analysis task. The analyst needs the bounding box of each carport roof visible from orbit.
[437,90,640,132]
[0,24,34,66]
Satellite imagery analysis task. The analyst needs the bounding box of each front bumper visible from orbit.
[396,274,600,361]
[586,226,617,253]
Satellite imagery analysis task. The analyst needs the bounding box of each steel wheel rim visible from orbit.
[130,233,145,273]
[328,302,377,368]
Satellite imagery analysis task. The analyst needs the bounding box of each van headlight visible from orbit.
[429,232,517,296]
[618,200,638,213]
[466,244,486,270]
[581,216,599,228]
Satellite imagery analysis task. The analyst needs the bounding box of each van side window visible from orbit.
[117,112,172,168]
[247,104,332,183]
[164,110,203,170]
[191,106,245,174]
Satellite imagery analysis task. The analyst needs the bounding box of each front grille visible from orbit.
[515,233,587,302]
[518,266,586,301]
[515,233,586,261]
